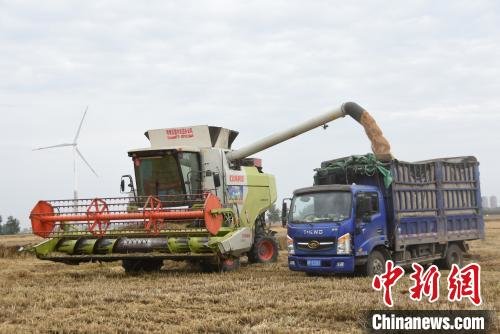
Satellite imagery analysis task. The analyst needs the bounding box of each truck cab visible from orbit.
[286,184,388,274]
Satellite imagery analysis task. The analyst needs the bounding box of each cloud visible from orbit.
[0,0,499,227]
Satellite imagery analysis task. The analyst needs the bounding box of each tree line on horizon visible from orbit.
[0,215,20,235]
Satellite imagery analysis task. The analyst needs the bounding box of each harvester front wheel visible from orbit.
[248,235,279,263]
[220,257,240,272]
[200,257,240,273]
[122,259,163,274]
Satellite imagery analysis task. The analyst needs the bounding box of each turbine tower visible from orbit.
[33,107,98,200]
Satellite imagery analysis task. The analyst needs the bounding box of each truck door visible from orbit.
[353,192,386,255]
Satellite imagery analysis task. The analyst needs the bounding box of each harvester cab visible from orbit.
[28,102,389,273]
[126,125,277,243]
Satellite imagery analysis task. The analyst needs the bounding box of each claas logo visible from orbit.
[166,128,194,139]
[229,175,245,183]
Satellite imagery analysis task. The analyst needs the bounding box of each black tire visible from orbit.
[220,257,240,272]
[439,244,463,270]
[141,259,163,272]
[366,250,387,277]
[200,259,219,273]
[200,257,240,273]
[122,259,143,274]
[248,235,279,263]
[122,259,163,274]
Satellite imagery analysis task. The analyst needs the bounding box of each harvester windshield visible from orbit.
[133,151,201,197]
[290,192,352,223]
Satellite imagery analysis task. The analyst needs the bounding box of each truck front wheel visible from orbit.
[366,250,387,277]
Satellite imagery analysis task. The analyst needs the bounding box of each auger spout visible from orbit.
[226,102,393,162]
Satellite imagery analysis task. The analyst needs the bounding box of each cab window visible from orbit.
[355,192,379,222]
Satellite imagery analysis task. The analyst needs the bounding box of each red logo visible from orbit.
[229,175,245,183]
[448,263,482,306]
[372,261,482,307]
[409,263,441,303]
[372,260,405,307]
[166,128,194,140]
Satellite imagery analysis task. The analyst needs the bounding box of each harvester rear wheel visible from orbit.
[248,235,279,263]
[122,259,163,274]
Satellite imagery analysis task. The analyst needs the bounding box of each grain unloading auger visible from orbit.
[28,102,391,272]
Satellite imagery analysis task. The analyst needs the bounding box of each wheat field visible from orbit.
[0,222,498,333]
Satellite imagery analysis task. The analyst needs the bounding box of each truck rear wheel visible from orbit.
[366,250,387,277]
[438,244,463,269]
[248,235,279,263]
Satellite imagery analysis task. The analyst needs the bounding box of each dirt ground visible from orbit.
[0,222,498,333]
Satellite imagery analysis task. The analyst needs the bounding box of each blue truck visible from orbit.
[283,154,484,276]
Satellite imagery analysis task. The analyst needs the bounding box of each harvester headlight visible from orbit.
[336,233,352,255]
[287,235,294,255]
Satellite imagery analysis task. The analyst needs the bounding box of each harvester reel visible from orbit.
[87,198,111,237]
[30,201,56,238]
[143,196,163,234]
[203,193,224,235]
[29,193,226,238]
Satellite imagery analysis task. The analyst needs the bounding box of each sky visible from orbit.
[0,0,499,228]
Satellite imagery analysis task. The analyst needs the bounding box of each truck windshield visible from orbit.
[133,152,201,197]
[290,191,352,223]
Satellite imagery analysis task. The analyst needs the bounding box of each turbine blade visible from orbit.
[73,106,88,143]
[32,143,74,151]
[76,147,98,177]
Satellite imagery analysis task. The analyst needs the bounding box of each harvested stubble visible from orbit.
[0,223,498,333]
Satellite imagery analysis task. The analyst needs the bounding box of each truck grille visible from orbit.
[295,239,336,251]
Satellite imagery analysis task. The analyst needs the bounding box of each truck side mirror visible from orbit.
[213,173,221,188]
[120,179,125,193]
[281,198,291,227]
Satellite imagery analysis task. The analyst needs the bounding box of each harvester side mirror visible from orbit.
[120,175,135,194]
[281,198,291,227]
[213,173,221,188]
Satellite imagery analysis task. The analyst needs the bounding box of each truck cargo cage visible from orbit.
[30,193,235,238]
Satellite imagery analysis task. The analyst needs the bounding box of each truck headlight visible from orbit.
[336,233,352,255]
[287,235,294,255]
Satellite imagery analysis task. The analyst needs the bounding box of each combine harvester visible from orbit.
[29,102,383,273]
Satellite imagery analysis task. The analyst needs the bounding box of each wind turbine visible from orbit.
[33,107,98,200]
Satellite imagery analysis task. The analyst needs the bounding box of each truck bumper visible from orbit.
[288,255,355,273]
